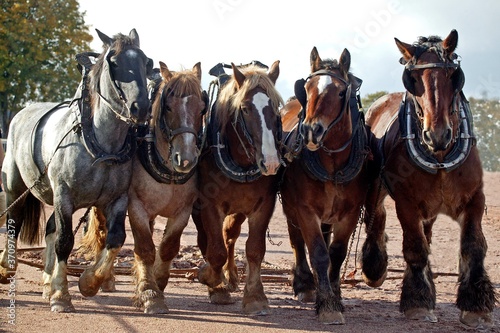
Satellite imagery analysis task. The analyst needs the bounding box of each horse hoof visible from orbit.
[50,300,75,313]
[460,311,493,329]
[144,300,169,314]
[318,311,345,325]
[404,308,438,323]
[243,301,270,315]
[362,269,387,288]
[100,277,116,292]
[297,290,316,303]
[209,288,234,304]
[0,270,15,284]
[78,271,101,297]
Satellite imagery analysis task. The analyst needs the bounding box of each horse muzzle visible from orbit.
[258,155,281,176]
[422,126,452,152]
[300,122,323,151]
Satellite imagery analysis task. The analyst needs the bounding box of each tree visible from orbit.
[0,0,92,135]
[469,97,500,172]
[361,91,388,111]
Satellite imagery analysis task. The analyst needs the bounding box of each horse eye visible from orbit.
[339,90,346,98]
[241,106,250,115]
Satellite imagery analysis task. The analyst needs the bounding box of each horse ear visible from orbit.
[310,46,322,73]
[395,38,415,62]
[159,61,173,81]
[192,62,202,82]
[232,63,246,88]
[339,48,351,76]
[443,29,458,55]
[96,29,114,47]
[268,60,280,85]
[129,28,140,47]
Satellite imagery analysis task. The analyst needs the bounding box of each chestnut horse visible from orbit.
[79,61,207,313]
[279,47,370,324]
[361,30,495,328]
[192,61,283,315]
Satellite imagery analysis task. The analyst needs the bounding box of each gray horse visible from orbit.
[0,29,152,312]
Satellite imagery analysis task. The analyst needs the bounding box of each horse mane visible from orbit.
[215,65,284,129]
[318,58,340,71]
[88,33,141,104]
[151,69,202,125]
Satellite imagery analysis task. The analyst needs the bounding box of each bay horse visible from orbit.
[360,30,495,328]
[279,47,370,324]
[192,61,283,315]
[79,61,207,313]
[0,29,152,312]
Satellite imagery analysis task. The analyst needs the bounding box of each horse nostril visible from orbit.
[445,128,452,143]
[313,123,324,138]
[423,130,432,144]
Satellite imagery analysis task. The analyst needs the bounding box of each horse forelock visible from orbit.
[151,70,202,125]
[216,66,283,129]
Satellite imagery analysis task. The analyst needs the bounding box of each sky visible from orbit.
[78,0,500,101]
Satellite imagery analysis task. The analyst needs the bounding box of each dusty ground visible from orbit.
[0,172,499,333]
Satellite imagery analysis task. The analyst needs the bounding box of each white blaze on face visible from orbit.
[316,75,332,96]
[252,92,280,175]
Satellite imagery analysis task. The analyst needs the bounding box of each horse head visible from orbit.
[297,47,353,151]
[217,61,283,176]
[90,28,153,125]
[397,29,464,152]
[152,61,206,174]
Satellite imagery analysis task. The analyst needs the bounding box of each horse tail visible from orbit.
[77,207,107,260]
[19,192,44,245]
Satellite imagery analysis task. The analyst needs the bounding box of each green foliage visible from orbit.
[0,0,92,133]
[361,91,388,110]
[469,97,500,172]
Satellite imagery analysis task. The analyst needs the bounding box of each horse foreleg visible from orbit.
[79,198,127,298]
[242,211,272,315]
[287,215,315,303]
[222,213,244,292]
[42,213,56,299]
[197,208,232,304]
[50,206,75,312]
[361,182,389,288]
[397,207,437,323]
[127,205,167,314]
[301,214,344,324]
[456,190,495,329]
[153,213,191,306]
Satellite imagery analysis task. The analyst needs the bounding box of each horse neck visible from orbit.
[318,109,353,170]
[92,94,132,153]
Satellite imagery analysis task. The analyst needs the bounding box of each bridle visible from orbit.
[97,47,151,126]
[295,70,352,153]
[157,87,209,158]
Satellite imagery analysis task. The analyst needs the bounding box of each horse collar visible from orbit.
[399,92,475,174]
[137,128,196,184]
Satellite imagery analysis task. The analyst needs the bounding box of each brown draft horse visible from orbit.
[192,61,283,315]
[79,61,206,313]
[360,30,496,328]
[279,47,371,324]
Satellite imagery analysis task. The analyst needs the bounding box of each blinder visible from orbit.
[401,57,465,95]
[294,78,307,108]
